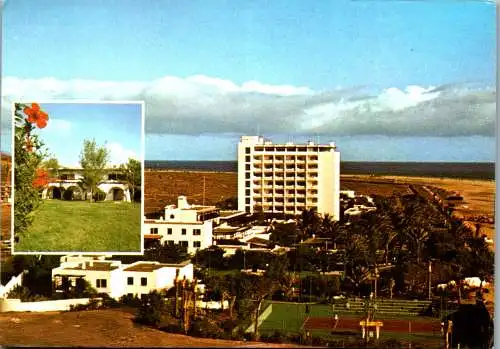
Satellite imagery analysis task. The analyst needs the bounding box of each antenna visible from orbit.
[202,176,206,206]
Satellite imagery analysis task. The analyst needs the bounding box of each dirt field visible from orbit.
[342,175,495,241]
[304,316,442,334]
[0,309,300,347]
[145,170,237,215]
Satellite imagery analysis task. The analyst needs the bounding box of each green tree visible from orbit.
[79,139,109,202]
[13,103,49,242]
[42,157,60,178]
[121,157,141,203]
[136,290,167,327]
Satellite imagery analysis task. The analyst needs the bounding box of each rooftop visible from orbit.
[64,261,120,271]
[123,262,168,272]
[122,260,192,272]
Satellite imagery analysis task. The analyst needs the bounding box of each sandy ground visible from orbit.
[0,308,303,347]
[342,175,495,240]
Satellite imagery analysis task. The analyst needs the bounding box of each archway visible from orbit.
[108,187,125,201]
[48,186,62,199]
[63,186,83,201]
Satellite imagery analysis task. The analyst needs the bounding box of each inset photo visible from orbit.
[12,101,144,254]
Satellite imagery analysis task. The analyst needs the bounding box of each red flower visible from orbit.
[33,168,50,189]
[24,103,49,129]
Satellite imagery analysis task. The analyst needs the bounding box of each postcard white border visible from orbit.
[10,99,145,256]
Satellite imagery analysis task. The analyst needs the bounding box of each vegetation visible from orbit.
[121,157,142,202]
[79,139,110,203]
[13,103,49,243]
[14,200,141,252]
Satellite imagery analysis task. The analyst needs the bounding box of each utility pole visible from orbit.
[428,260,432,300]
[202,176,206,206]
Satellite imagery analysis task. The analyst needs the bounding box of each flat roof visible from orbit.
[123,263,167,272]
[219,210,246,218]
[213,226,247,234]
[64,261,120,271]
[123,259,192,272]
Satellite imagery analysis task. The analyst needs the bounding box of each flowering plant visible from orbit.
[13,103,49,241]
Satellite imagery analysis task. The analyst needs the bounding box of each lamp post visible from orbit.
[428,260,432,300]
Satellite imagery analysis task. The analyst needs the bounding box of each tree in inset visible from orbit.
[121,157,141,203]
[79,139,109,202]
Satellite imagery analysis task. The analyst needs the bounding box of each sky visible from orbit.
[1,0,497,162]
[21,102,143,167]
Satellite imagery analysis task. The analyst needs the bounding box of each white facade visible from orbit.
[51,255,193,299]
[41,167,132,202]
[238,136,340,220]
[144,196,219,254]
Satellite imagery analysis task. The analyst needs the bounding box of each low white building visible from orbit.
[42,166,132,202]
[144,196,220,254]
[51,255,193,299]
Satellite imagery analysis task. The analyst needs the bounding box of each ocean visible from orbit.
[145,161,495,180]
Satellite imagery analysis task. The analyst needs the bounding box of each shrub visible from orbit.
[93,189,106,202]
[188,317,225,339]
[135,291,166,327]
[119,294,142,308]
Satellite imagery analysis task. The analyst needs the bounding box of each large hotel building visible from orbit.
[237,136,340,220]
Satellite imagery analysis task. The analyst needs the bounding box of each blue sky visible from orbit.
[26,103,143,167]
[1,0,496,161]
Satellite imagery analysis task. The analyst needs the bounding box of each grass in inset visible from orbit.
[14,200,141,252]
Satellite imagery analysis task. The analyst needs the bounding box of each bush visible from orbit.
[69,298,101,311]
[188,317,225,339]
[260,330,288,344]
[135,291,167,327]
[93,189,106,202]
[119,294,142,308]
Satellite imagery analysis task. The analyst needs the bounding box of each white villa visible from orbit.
[42,166,132,202]
[51,255,193,299]
[144,196,220,254]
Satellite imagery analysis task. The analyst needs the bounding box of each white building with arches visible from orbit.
[41,166,132,202]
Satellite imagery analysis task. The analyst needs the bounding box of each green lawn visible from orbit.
[15,200,142,253]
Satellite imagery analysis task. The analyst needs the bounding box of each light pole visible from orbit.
[428,260,432,300]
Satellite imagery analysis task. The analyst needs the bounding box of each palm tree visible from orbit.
[298,208,321,238]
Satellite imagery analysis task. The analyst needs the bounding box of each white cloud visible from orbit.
[105,142,137,165]
[46,118,72,133]
[1,75,495,138]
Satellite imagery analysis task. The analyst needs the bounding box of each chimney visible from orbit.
[177,196,189,209]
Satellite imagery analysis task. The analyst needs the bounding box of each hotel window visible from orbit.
[193,229,201,236]
[180,241,189,247]
[141,277,147,286]
[182,228,187,235]
[245,156,250,162]
[127,277,134,285]
[150,227,158,234]
[96,279,107,288]
[167,240,175,245]
[245,147,251,154]
[245,164,250,170]
[193,241,201,248]
[167,228,173,235]
[246,198,250,205]
[246,181,251,188]
[246,189,250,196]
[245,173,250,179]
